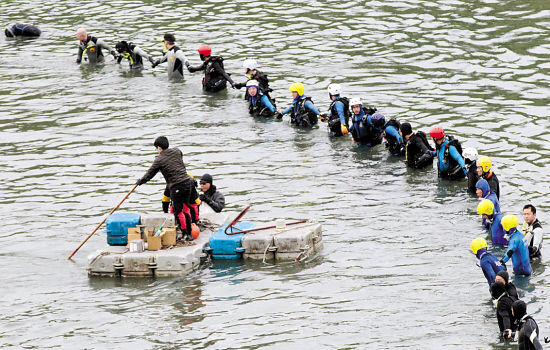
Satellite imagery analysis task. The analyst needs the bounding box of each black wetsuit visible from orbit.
[467,162,479,195]
[496,294,518,336]
[484,172,500,199]
[517,316,543,350]
[200,185,225,213]
[188,56,235,92]
[404,132,434,168]
[5,23,41,37]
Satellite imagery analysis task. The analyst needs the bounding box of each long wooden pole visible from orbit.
[67,184,138,260]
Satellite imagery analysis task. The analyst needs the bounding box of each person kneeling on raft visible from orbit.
[323,83,350,137]
[5,23,41,37]
[499,215,532,276]
[470,237,506,289]
[477,199,506,245]
[281,83,321,127]
[75,27,117,64]
[246,80,281,118]
[399,122,434,168]
[429,126,467,179]
[115,40,155,69]
[348,98,385,146]
[199,174,225,213]
[187,45,236,92]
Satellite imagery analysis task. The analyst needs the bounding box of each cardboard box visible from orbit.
[161,227,176,246]
[147,236,161,251]
[128,232,142,243]
[144,228,153,243]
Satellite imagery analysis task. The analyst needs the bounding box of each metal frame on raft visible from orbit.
[223,204,307,236]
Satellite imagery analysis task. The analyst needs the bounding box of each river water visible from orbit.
[1,0,549,349]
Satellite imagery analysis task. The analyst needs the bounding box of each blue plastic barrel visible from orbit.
[105,212,141,246]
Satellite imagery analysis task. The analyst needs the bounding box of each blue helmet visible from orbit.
[371,113,386,128]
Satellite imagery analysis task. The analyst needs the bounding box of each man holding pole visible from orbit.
[136,136,194,241]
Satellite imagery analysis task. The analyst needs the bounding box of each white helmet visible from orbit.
[327,83,342,96]
[349,97,362,107]
[242,58,257,70]
[246,79,259,88]
[462,147,478,162]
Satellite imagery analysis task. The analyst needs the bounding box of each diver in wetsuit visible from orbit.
[115,41,155,69]
[187,45,236,92]
[75,27,117,64]
[151,34,190,79]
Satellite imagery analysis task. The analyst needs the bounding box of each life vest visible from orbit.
[203,56,228,91]
[350,107,383,145]
[439,135,463,178]
[291,97,318,127]
[248,91,276,117]
[81,36,104,64]
[328,97,351,134]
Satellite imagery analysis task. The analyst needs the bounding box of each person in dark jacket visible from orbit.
[470,237,506,287]
[5,23,41,37]
[399,122,434,168]
[511,300,544,349]
[136,136,195,240]
[75,27,117,64]
[491,281,518,339]
[495,270,519,300]
[199,173,225,213]
[187,45,236,92]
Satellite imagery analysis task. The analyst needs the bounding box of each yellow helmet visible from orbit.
[470,237,487,254]
[289,82,305,96]
[477,199,494,215]
[501,215,519,232]
[476,156,492,173]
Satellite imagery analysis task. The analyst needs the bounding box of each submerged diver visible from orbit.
[246,80,280,118]
[399,122,434,168]
[234,58,271,100]
[429,126,467,180]
[4,23,41,37]
[281,83,321,127]
[477,156,500,199]
[499,215,532,276]
[75,27,117,64]
[348,98,384,146]
[151,34,190,79]
[477,199,506,245]
[470,237,506,287]
[187,45,236,92]
[324,83,350,137]
[522,204,543,260]
[115,40,155,69]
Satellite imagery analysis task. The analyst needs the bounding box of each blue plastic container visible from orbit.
[207,222,256,259]
[105,212,141,246]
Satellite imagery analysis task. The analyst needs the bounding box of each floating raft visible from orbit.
[87,204,228,277]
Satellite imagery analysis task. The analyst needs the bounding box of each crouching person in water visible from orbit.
[5,23,41,37]
[511,300,544,349]
[470,237,506,288]
[429,126,467,180]
[499,215,532,276]
[246,80,281,118]
[399,122,434,168]
[187,45,236,92]
[136,136,195,241]
[348,98,384,146]
[151,34,190,79]
[199,174,225,213]
[383,119,405,156]
[115,40,155,69]
[281,83,321,127]
[75,27,117,64]
[324,83,350,137]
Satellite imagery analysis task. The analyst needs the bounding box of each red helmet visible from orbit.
[429,126,445,139]
[198,45,211,56]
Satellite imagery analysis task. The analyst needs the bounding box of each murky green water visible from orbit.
[1,0,549,348]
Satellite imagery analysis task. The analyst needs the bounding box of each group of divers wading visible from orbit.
[6,24,548,348]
